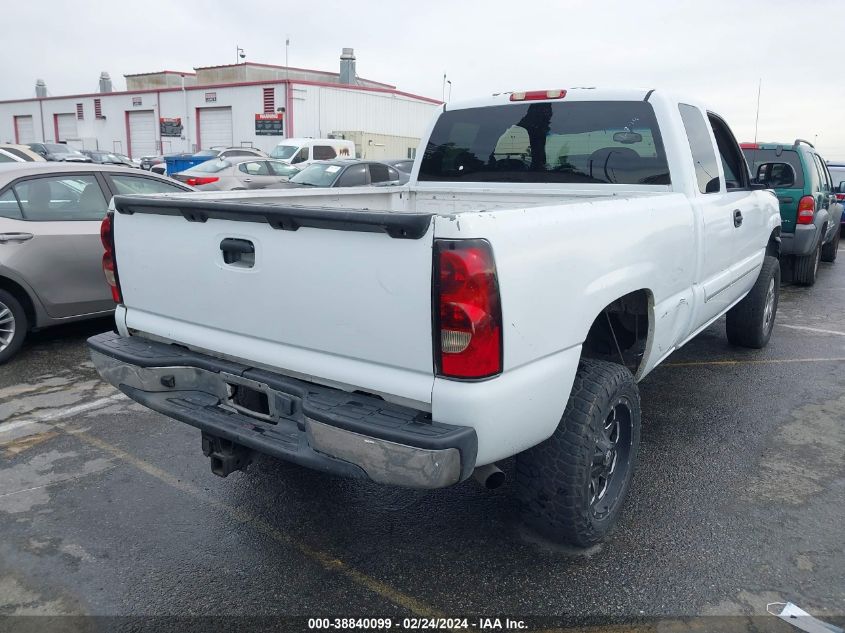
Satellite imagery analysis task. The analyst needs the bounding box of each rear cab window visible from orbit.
[419,100,670,185]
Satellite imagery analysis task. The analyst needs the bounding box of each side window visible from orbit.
[0,153,16,163]
[336,164,368,187]
[267,161,295,177]
[14,175,108,221]
[291,147,310,164]
[708,114,747,190]
[812,154,830,191]
[313,145,337,160]
[368,163,391,184]
[0,189,23,219]
[238,161,269,176]
[678,104,720,194]
[109,175,189,195]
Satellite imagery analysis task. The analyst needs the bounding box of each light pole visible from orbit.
[236,46,245,64]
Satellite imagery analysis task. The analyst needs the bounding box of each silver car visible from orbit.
[172,158,300,190]
[0,162,191,363]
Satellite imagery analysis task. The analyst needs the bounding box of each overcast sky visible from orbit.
[5,0,844,157]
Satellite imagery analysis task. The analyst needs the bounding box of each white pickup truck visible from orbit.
[89,89,783,546]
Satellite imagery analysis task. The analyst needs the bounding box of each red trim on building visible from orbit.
[53,113,59,142]
[12,117,19,143]
[0,79,439,106]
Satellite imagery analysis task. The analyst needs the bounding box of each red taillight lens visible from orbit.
[797,196,815,225]
[510,89,566,101]
[434,240,502,379]
[835,193,845,201]
[739,142,759,150]
[185,176,219,186]
[100,212,122,304]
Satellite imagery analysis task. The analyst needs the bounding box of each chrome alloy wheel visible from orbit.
[0,301,15,353]
[763,277,776,332]
[589,398,634,518]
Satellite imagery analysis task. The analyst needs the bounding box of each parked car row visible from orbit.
[0,162,192,363]
[741,140,843,285]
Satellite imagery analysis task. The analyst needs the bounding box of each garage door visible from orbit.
[14,116,35,144]
[128,110,157,159]
[199,107,233,150]
[55,113,77,142]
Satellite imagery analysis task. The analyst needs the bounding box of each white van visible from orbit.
[269,138,356,166]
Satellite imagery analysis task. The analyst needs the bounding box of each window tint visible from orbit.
[3,147,34,161]
[0,153,15,163]
[109,175,189,195]
[419,101,670,185]
[14,175,107,221]
[313,145,337,160]
[0,189,23,219]
[393,160,414,173]
[368,163,391,183]
[290,163,343,187]
[336,164,368,187]
[741,148,804,188]
[238,161,269,176]
[678,104,720,193]
[223,150,255,158]
[708,114,746,190]
[812,154,830,191]
[291,147,309,164]
[192,159,231,174]
[267,161,300,177]
[828,166,845,190]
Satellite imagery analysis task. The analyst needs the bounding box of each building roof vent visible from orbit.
[339,48,356,85]
[99,71,113,93]
[35,79,47,98]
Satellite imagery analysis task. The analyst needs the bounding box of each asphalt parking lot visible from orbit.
[1,251,843,629]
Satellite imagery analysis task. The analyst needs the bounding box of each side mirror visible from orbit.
[756,162,795,188]
[838,181,845,193]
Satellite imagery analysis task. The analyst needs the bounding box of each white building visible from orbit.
[0,49,440,160]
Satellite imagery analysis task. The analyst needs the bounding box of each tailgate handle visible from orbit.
[220,238,255,266]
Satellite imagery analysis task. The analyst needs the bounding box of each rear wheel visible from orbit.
[516,359,640,547]
[821,229,840,263]
[794,241,821,286]
[0,290,27,364]
[726,255,779,348]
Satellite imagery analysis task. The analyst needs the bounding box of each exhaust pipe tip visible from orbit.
[472,463,505,489]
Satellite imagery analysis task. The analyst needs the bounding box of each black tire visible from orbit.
[725,255,780,349]
[0,289,28,365]
[794,240,821,286]
[516,359,641,547]
[821,229,839,263]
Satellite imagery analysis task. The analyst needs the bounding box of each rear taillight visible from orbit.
[739,142,759,149]
[100,213,122,303]
[185,176,219,186]
[835,193,845,202]
[434,239,502,379]
[797,196,815,225]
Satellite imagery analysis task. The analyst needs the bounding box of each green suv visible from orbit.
[742,139,842,285]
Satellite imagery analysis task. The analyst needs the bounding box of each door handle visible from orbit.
[733,209,743,228]
[220,238,255,266]
[0,232,34,243]
[242,178,252,183]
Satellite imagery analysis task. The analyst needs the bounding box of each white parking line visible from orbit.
[0,394,126,436]
[777,323,845,337]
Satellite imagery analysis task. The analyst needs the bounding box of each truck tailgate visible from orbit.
[112,196,436,406]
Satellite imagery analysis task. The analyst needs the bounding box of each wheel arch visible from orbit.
[0,274,38,331]
[580,288,654,379]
